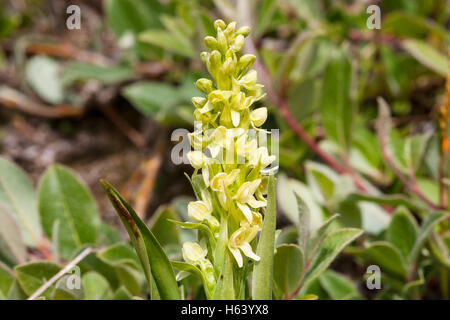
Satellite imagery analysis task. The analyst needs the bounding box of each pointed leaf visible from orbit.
[15,261,61,298]
[101,180,180,300]
[387,207,418,260]
[273,244,304,298]
[252,175,277,300]
[366,241,408,277]
[303,228,362,286]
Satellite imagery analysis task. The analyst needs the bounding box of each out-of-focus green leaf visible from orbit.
[82,271,113,300]
[319,270,361,300]
[402,39,448,77]
[0,262,14,299]
[150,206,180,248]
[171,260,212,299]
[277,173,326,229]
[306,214,340,261]
[101,180,180,300]
[0,157,41,247]
[295,194,310,253]
[62,63,134,86]
[320,48,354,151]
[409,212,449,264]
[113,286,133,300]
[252,175,277,300]
[387,207,418,260]
[273,244,304,299]
[15,261,61,299]
[287,0,323,26]
[98,243,140,268]
[366,241,408,277]
[0,205,26,266]
[25,56,63,104]
[139,30,195,58]
[38,165,100,259]
[303,228,363,286]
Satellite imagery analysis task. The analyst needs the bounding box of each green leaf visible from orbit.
[149,206,180,247]
[306,214,340,261]
[402,39,448,77]
[320,48,354,151]
[105,0,164,37]
[305,161,339,206]
[122,82,182,119]
[139,30,195,58]
[303,228,363,286]
[252,175,277,300]
[212,252,234,300]
[319,270,361,300]
[82,271,113,300]
[408,212,449,264]
[295,193,310,254]
[100,180,180,300]
[273,244,304,299]
[62,63,134,86]
[277,174,326,229]
[38,165,100,259]
[387,207,418,260]
[287,0,324,26]
[15,261,61,298]
[345,193,427,213]
[0,157,41,247]
[0,262,14,298]
[25,56,63,104]
[98,243,140,268]
[366,241,408,277]
[113,286,133,300]
[0,205,26,266]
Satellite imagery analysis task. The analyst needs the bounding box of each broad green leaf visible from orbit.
[113,286,133,300]
[122,82,190,124]
[252,175,277,300]
[52,274,83,300]
[303,228,363,286]
[387,207,418,260]
[345,193,427,213]
[320,48,354,151]
[62,63,134,86]
[0,157,41,247]
[171,261,212,299]
[306,214,340,261]
[0,205,26,266]
[98,243,140,269]
[277,173,326,229]
[295,194,310,253]
[149,206,180,247]
[366,241,408,277]
[319,270,361,300]
[25,56,63,104]
[273,244,304,298]
[429,232,450,268]
[139,30,195,58]
[402,39,448,77]
[82,271,113,300]
[101,180,180,300]
[15,261,61,298]
[0,262,14,298]
[38,165,100,259]
[105,0,164,37]
[409,212,449,264]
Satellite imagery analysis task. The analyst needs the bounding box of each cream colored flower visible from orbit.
[250,107,268,127]
[228,222,260,268]
[233,179,266,222]
[182,242,207,265]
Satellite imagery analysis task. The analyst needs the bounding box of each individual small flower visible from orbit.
[233,179,266,222]
[187,151,206,169]
[250,107,268,127]
[211,169,240,209]
[249,147,276,168]
[228,222,261,268]
[188,192,219,230]
[182,241,207,265]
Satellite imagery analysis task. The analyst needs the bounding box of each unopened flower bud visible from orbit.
[231,35,245,52]
[196,78,214,93]
[204,36,218,49]
[237,26,251,37]
[182,242,207,265]
[238,54,256,71]
[214,19,226,31]
[192,97,207,108]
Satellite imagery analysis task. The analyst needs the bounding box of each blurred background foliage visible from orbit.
[0,0,449,300]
